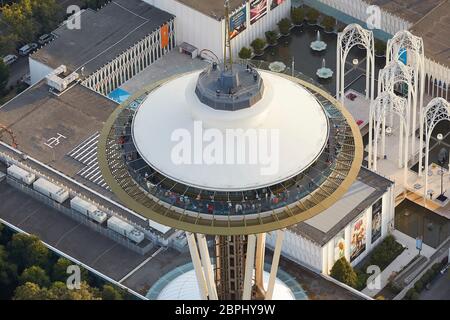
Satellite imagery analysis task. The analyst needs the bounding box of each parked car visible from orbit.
[2,54,18,66]
[18,43,38,56]
[38,34,54,45]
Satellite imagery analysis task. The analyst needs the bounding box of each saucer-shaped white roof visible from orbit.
[132,71,328,192]
[156,269,296,300]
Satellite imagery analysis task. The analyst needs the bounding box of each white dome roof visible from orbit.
[132,70,328,192]
[157,269,296,300]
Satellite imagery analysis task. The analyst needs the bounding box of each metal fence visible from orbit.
[6,177,154,255]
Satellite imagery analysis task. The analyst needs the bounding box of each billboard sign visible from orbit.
[334,230,345,262]
[350,214,366,262]
[371,198,382,243]
[250,0,267,25]
[270,0,284,10]
[229,6,247,40]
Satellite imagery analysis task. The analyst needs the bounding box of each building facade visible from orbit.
[145,0,291,59]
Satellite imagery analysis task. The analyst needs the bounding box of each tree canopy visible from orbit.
[330,257,358,288]
[7,233,50,271]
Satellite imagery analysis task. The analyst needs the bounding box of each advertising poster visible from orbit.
[371,198,382,244]
[334,230,345,262]
[229,6,247,40]
[270,0,284,10]
[350,214,366,262]
[250,0,268,25]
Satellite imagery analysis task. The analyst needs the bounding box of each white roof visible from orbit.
[305,180,376,233]
[132,71,329,191]
[157,269,295,300]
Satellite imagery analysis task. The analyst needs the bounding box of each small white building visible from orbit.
[267,167,395,275]
[145,0,291,59]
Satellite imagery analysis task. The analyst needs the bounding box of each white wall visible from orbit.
[267,184,395,275]
[29,57,55,85]
[146,0,291,60]
[145,0,223,58]
[229,0,291,59]
[267,228,323,272]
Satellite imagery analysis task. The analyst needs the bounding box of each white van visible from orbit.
[2,54,18,66]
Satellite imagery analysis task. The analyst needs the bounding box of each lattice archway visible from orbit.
[336,24,375,104]
[387,30,425,155]
[418,98,450,200]
[378,60,415,160]
[369,92,409,186]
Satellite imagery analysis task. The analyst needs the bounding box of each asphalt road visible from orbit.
[6,56,29,88]
[420,268,450,300]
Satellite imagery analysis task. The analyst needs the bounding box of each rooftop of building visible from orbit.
[0,81,117,183]
[409,0,450,68]
[289,167,393,246]
[31,0,174,75]
[174,0,247,20]
[365,0,450,68]
[365,0,445,24]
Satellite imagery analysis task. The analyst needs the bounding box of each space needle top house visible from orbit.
[98,1,362,300]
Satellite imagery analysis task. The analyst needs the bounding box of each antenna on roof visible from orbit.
[223,0,233,71]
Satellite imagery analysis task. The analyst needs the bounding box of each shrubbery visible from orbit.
[306,8,320,24]
[251,38,266,55]
[278,18,292,36]
[291,7,305,25]
[322,16,336,32]
[265,30,278,46]
[238,47,253,59]
[330,257,358,288]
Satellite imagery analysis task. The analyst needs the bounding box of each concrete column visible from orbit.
[265,230,285,300]
[186,232,208,300]
[243,234,257,300]
[196,234,218,300]
[255,233,266,295]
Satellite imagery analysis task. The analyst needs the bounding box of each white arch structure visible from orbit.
[336,24,375,105]
[370,61,414,169]
[369,92,409,186]
[387,30,425,156]
[418,98,450,200]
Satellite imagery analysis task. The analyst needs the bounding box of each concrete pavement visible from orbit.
[362,230,435,297]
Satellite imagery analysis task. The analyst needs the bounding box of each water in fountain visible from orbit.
[316,58,333,79]
[310,30,327,51]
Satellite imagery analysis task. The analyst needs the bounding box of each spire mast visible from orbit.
[224,0,233,70]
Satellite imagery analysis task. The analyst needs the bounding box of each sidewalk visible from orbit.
[362,230,435,297]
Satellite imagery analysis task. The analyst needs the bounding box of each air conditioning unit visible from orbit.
[46,65,79,93]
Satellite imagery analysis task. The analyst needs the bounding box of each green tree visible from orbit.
[2,0,39,43]
[0,245,19,300]
[19,266,50,287]
[306,8,320,24]
[0,60,10,95]
[291,7,305,25]
[330,257,357,288]
[0,34,19,57]
[265,30,278,46]
[7,233,50,271]
[13,282,48,300]
[277,18,292,36]
[101,284,124,300]
[238,47,252,60]
[51,257,88,283]
[32,0,61,34]
[322,15,336,32]
[46,281,100,300]
[250,38,266,55]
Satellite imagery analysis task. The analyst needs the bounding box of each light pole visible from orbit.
[436,133,448,202]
